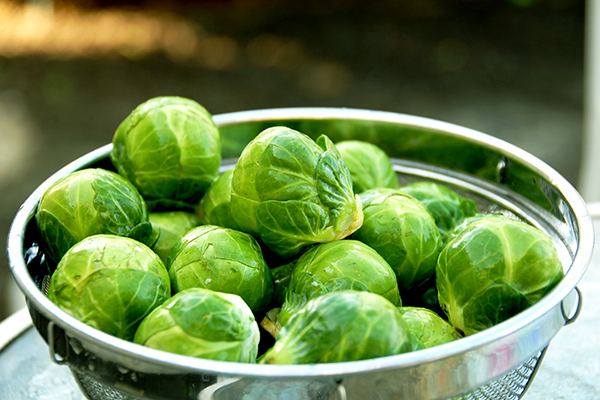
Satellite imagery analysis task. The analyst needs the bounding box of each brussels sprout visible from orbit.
[149,211,201,264]
[35,168,152,264]
[352,188,443,292]
[47,234,170,341]
[397,307,461,348]
[134,288,260,363]
[197,168,241,230]
[277,240,401,327]
[399,181,478,244]
[260,291,416,364]
[111,96,221,210]
[230,126,363,258]
[168,225,274,313]
[336,140,399,193]
[436,215,564,336]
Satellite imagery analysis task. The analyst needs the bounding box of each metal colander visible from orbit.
[71,349,550,400]
[8,108,593,400]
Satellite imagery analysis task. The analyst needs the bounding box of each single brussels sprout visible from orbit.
[230,126,363,258]
[197,168,241,230]
[149,211,201,264]
[352,188,443,292]
[399,181,478,244]
[35,168,152,264]
[47,235,170,341]
[111,96,221,210]
[397,307,462,349]
[134,288,260,363]
[277,240,401,327]
[336,140,399,193]
[168,225,274,313]
[436,215,564,336]
[260,291,416,364]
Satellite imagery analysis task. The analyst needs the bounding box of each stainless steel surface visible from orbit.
[6,108,595,400]
[0,309,86,400]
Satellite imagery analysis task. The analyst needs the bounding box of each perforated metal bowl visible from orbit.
[7,108,594,400]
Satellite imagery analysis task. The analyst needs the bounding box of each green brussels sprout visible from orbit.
[260,291,416,364]
[168,225,274,313]
[277,240,401,327]
[111,96,221,210]
[351,188,443,292]
[336,140,399,193]
[399,181,478,244]
[436,215,564,336]
[197,168,241,230]
[149,211,201,264]
[35,168,152,264]
[47,234,170,341]
[397,307,461,349]
[230,126,363,258]
[134,288,260,363]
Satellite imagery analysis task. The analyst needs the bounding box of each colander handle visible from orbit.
[336,378,347,400]
[47,320,68,365]
[561,286,583,326]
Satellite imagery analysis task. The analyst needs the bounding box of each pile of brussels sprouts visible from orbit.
[35,96,565,365]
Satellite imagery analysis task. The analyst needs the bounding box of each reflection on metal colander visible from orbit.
[453,349,546,400]
[71,349,546,400]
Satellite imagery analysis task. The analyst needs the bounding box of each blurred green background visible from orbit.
[0,0,584,320]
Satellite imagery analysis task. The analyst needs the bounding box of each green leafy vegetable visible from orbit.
[35,168,151,263]
[260,291,416,364]
[168,225,274,313]
[277,239,401,327]
[47,234,170,341]
[400,181,478,244]
[149,211,201,264]
[336,140,399,193]
[352,188,443,292]
[397,307,461,348]
[230,126,363,258]
[436,215,564,336]
[134,288,260,363]
[197,168,241,230]
[110,96,221,210]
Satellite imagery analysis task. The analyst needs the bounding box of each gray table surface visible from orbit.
[2,220,599,400]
